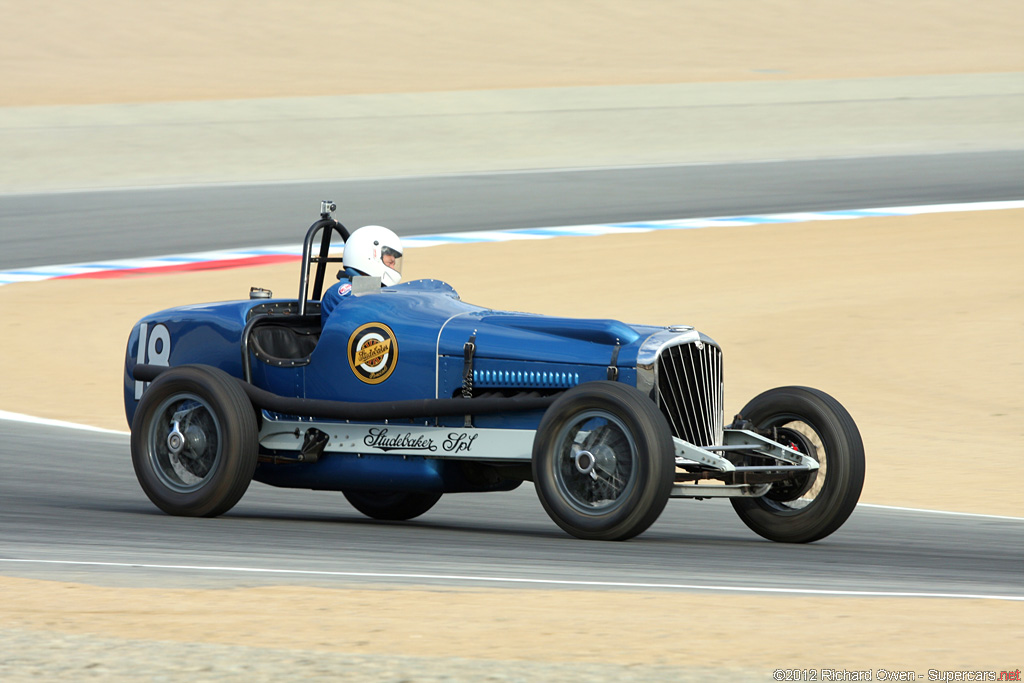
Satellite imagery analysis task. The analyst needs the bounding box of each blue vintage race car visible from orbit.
[124,202,865,542]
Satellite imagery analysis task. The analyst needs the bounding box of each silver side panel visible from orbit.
[260,417,535,462]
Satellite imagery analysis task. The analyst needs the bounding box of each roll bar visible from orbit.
[298,201,351,316]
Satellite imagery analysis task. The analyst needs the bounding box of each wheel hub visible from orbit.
[166,420,186,455]
[573,441,619,481]
[764,426,819,503]
[555,413,638,513]
[574,449,597,478]
[166,419,209,458]
[152,400,220,484]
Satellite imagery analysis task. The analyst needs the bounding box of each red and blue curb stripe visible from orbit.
[2,200,1021,286]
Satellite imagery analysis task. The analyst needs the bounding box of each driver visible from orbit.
[320,225,403,321]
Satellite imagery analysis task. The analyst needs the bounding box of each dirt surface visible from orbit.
[2,1,1023,678]
[2,576,1022,675]
[2,0,1022,106]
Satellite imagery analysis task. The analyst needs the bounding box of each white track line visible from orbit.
[857,504,1024,522]
[1,558,1022,601]
[0,409,128,435]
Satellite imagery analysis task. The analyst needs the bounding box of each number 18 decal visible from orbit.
[134,322,171,399]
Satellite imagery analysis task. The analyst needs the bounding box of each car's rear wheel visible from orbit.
[532,382,674,541]
[730,386,864,543]
[131,365,258,517]
[342,489,442,521]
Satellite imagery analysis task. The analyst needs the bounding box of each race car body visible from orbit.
[124,202,864,542]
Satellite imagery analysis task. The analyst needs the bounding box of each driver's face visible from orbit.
[382,253,396,268]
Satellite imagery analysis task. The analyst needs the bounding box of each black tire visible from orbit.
[131,365,258,517]
[532,381,675,541]
[342,489,443,521]
[730,386,864,543]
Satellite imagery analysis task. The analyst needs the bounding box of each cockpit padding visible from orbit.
[249,317,321,366]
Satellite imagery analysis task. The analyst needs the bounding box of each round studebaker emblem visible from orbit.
[347,322,399,384]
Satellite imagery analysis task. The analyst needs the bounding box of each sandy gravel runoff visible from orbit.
[2,577,1022,673]
[2,0,1023,678]
[2,0,1022,106]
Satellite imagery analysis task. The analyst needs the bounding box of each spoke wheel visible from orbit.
[145,393,222,493]
[131,365,258,517]
[533,382,674,541]
[730,386,864,543]
[553,411,638,514]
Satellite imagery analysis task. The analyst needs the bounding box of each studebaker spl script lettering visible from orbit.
[363,428,479,454]
[364,428,437,452]
[444,432,478,453]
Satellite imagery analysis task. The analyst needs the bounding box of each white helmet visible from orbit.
[342,225,403,286]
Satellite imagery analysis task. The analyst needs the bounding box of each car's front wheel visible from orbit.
[131,365,258,517]
[532,382,675,541]
[730,386,864,543]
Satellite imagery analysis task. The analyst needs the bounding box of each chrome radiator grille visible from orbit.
[655,341,724,447]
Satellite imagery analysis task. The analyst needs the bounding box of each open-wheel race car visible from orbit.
[124,202,865,542]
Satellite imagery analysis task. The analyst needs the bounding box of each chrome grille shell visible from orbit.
[636,328,724,448]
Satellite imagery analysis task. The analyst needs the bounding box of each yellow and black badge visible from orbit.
[347,322,399,384]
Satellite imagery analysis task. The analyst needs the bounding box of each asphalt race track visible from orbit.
[2,150,1023,269]
[1,419,1023,598]
[2,155,1023,598]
